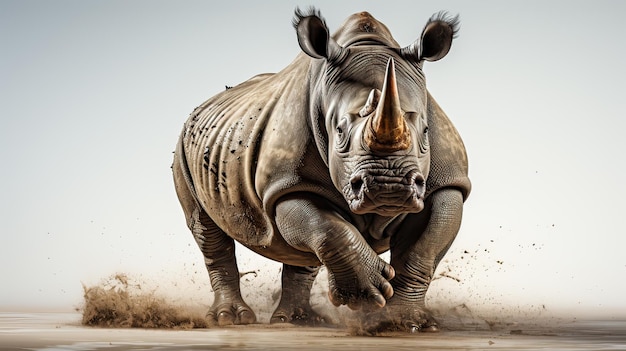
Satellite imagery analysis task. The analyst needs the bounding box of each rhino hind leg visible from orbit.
[188,207,257,326]
[270,264,334,326]
[173,151,256,326]
[360,188,464,334]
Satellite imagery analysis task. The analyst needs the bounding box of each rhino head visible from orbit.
[295,9,458,216]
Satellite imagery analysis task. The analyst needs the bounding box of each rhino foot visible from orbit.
[270,264,334,327]
[270,305,335,327]
[353,303,439,335]
[206,300,256,326]
[326,254,395,310]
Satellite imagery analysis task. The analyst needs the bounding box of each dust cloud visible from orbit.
[80,273,208,329]
[78,242,553,334]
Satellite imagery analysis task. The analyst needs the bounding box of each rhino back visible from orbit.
[425,93,471,200]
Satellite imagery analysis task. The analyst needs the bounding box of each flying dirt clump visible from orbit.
[80,273,208,329]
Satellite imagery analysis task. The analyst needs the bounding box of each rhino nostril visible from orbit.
[351,176,364,197]
[415,176,425,187]
[412,175,426,196]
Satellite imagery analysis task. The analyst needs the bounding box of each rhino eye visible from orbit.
[419,124,429,153]
[336,118,348,135]
[335,118,350,149]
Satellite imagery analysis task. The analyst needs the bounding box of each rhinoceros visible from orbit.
[172,8,470,333]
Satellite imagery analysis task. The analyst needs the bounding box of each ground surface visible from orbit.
[1,312,625,350]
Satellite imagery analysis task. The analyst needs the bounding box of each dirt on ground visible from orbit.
[80,273,208,329]
[78,272,539,334]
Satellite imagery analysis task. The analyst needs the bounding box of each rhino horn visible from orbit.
[365,57,411,152]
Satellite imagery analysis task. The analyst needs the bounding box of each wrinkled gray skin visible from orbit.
[172,9,471,333]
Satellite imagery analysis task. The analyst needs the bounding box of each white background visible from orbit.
[1,0,625,319]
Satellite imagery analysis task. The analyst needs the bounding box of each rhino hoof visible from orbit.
[269,312,289,324]
[405,320,439,333]
[270,308,334,327]
[215,311,235,326]
[208,303,257,326]
[238,309,256,324]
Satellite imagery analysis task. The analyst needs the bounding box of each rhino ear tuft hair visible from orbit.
[293,7,344,60]
[401,11,460,63]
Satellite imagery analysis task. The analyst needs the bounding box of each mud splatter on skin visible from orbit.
[80,273,208,329]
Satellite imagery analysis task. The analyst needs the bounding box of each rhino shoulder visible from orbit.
[425,93,471,200]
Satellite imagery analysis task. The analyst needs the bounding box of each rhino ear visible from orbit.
[402,11,459,62]
[293,7,343,60]
[419,11,459,62]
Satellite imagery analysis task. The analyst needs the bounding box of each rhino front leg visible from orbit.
[188,207,257,326]
[275,195,395,310]
[362,188,464,334]
[270,264,332,326]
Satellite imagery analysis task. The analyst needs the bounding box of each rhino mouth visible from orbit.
[345,169,425,216]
